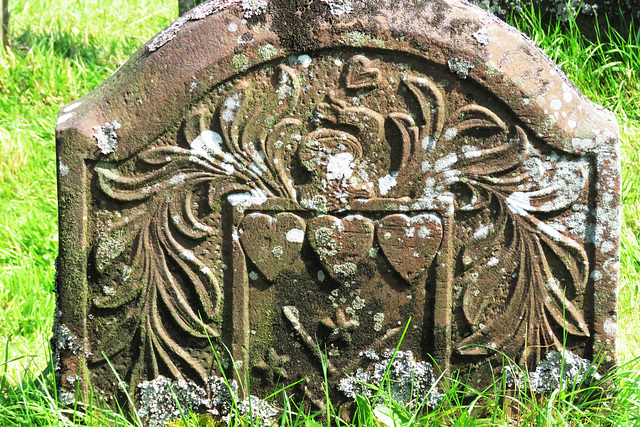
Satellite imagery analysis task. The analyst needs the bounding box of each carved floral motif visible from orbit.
[91,52,591,384]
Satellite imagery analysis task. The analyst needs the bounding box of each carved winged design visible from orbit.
[91,52,591,382]
[386,72,590,367]
[91,64,305,382]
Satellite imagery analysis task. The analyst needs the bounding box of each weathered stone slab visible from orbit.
[55,0,620,414]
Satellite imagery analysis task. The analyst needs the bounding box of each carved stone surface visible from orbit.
[55,0,620,412]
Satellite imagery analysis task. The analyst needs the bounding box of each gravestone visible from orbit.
[55,0,620,415]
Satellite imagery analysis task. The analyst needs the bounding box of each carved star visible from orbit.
[252,347,290,385]
[320,308,357,347]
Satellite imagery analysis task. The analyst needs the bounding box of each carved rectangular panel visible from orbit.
[230,198,454,402]
[54,0,620,413]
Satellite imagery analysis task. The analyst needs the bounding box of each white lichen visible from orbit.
[434,153,458,172]
[505,192,531,216]
[472,28,491,45]
[222,93,243,122]
[447,57,475,79]
[149,0,243,51]
[473,224,492,240]
[258,44,279,61]
[603,317,617,335]
[373,312,385,331]
[272,246,283,258]
[227,188,268,212]
[288,54,313,68]
[320,0,353,15]
[378,173,398,196]
[137,376,272,427]
[286,228,305,243]
[241,0,267,18]
[338,350,443,409]
[180,249,196,261]
[59,162,69,177]
[93,120,121,155]
[444,127,458,141]
[528,350,601,392]
[170,172,186,185]
[326,152,354,181]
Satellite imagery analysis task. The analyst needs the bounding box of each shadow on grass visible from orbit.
[12,26,141,65]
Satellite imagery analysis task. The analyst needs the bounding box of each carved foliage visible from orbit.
[92,64,306,382]
[92,52,591,382]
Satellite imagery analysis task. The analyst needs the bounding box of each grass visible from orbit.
[0,0,176,379]
[0,0,639,425]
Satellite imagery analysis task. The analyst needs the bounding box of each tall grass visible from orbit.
[0,0,638,425]
[0,0,176,379]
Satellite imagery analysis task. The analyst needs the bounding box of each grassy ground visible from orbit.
[0,0,176,379]
[0,0,638,425]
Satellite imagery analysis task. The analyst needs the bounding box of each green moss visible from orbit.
[343,31,385,48]
[167,413,223,427]
[257,44,280,61]
[232,54,249,71]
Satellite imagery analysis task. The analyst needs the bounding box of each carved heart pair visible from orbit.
[239,213,443,285]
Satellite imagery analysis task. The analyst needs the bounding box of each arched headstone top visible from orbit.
[58,0,617,159]
[55,0,619,417]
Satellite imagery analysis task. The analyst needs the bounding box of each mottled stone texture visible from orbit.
[56,0,620,414]
[180,0,639,37]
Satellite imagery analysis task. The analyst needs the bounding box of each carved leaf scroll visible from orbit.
[426,111,591,367]
[90,52,593,383]
[393,70,591,367]
[92,62,305,384]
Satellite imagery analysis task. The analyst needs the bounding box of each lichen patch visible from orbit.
[447,57,475,79]
[472,28,491,45]
[320,0,353,16]
[149,0,243,52]
[93,120,121,155]
[58,162,69,177]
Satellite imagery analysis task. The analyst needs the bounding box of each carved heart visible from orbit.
[344,55,381,90]
[377,214,443,286]
[307,215,374,282]
[239,213,305,282]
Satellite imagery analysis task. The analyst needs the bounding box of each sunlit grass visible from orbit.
[0,0,176,380]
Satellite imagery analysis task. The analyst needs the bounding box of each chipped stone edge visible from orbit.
[150,0,356,52]
[148,0,269,52]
